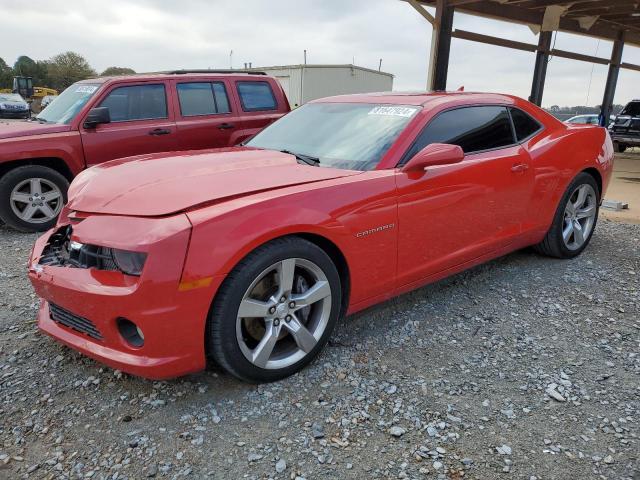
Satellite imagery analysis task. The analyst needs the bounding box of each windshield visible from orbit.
[36,83,101,124]
[0,94,24,102]
[246,102,420,171]
[620,101,640,117]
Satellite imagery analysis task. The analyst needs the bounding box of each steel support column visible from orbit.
[529,31,552,106]
[600,31,625,126]
[428,0,455,91]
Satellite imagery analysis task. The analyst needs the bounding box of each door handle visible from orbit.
[149,128,171,136]
[511,163,529,173]
[218,123,235,130]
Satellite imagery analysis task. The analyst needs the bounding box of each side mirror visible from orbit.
[83,107,111,129]
[401,143,464,173]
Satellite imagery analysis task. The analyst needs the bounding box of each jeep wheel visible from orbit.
[0,166,68,232]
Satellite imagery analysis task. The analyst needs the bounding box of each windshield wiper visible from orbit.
[280,149,320,167]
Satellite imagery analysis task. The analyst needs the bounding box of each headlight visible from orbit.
[110,249,147,276]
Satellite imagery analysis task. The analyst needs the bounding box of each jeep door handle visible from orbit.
[511,163,529,173]
[218,123,235,130]
[148,128,171,136]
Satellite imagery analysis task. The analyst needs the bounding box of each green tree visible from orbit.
[100,66,136,76]
[0,57,13,89]
[46,51,97,90]
[12,55,50,86]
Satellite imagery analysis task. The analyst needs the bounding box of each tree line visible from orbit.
[0,52,135,92]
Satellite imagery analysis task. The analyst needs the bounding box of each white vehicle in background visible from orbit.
[40,95,58,109]
[0,93,30,119]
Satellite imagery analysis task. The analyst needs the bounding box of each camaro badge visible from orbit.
[355,223,395,238]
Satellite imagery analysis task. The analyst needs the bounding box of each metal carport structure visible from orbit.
[405,0,640,124]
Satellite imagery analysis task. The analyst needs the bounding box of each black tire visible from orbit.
[534,172,600,259]
[0,165,69,232]
[614,142,627,153]
[207,236,342,383]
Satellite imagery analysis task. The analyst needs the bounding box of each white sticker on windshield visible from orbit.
[75,85,98,94]
[368,106,415,118]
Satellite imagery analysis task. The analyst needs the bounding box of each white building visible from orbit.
[252,64,394,107]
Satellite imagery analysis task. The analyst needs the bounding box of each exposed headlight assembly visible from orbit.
[110,249,147,276]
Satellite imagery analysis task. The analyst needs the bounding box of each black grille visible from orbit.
[49,303,103,340]
[39,226,117,271]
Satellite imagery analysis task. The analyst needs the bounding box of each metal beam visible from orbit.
[406,0,436,26]
[429,0,455,90]
[601,31,625,126]
[452,29,538,52]
[530,31,552,106]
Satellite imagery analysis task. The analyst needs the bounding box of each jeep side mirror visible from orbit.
[401,143,464,173]
[83,107,111,129]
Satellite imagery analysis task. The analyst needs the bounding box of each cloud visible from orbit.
[1,0,638,107]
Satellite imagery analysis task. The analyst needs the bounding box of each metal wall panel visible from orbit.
[255,65,393,107]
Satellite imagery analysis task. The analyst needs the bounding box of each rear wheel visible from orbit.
[534,172,599,259]
[0,165,68,232]
[207,237,341,382]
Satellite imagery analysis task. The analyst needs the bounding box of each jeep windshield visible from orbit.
[36,83,101,124]
[246,102,420,171]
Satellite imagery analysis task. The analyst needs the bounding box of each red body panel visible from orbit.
[1,73,289,178]
[28,92,614,379]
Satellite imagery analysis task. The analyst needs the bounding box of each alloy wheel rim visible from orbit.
[236,258,332,370]
[10,178,63,223]
[562,184,597,251]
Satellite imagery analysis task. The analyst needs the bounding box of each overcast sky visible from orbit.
[2,0,639,107]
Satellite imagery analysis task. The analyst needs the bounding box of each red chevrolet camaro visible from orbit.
[28,92,614,382]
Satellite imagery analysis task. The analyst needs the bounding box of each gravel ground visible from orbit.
[0,219,638,480]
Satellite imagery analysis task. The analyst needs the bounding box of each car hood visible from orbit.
[0,120,70,139]
[67,147,361,216]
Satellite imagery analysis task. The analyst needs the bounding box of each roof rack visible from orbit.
[165,69,267,75]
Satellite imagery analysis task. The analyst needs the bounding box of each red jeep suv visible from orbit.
[0,71,290,232]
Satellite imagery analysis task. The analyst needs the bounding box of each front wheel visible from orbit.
[535,172,599,259]
[0,165,68,232]
[207,237,342,382]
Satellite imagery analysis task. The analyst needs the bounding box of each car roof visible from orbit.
[310,91,525,108]
[77,72,271,85]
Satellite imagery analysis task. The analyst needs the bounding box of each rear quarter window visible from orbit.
[509,108,542,141]
[236,81,277,112]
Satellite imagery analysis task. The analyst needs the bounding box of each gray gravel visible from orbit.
[1,219,638,479]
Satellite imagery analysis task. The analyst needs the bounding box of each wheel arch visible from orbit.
[0,158,74,182]
[581,167,603,198]
[295,232,351,318]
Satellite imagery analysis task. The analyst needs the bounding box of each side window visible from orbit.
[236,81,277,111]
[177,82,231,116]
[509,108,542,140]
[404,106,515,161]
[100,84,167,122]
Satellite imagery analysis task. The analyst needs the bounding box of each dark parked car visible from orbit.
[0,93,30,119]
[609,100,640,152]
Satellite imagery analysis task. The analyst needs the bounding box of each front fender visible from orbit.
[0,131,85,174]
[183,172,398,308]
